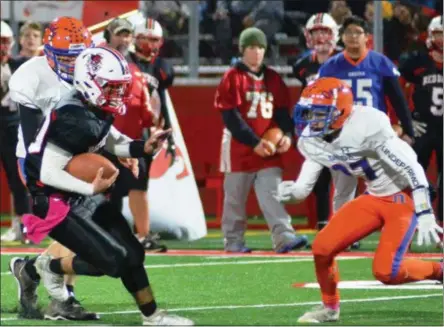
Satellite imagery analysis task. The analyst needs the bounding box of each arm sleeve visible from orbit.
[9,67,39,109]
[375,136,432,214]
[271,74,293,136]
[221,109,261,148]
[105,126,146,158]
[18,104,44,149]
[272,108,294,137]
[40,142,94,196]
[331,169,358,212]
[383,76,415,138]
[398,54,416,83]
[291,159,324,200]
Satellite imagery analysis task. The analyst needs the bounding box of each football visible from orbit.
[65,153,117,183]
[262,127,284,146]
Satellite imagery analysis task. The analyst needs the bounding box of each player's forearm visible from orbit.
[18,103,44,149]
[40,142,94,196]
[272,108,294,137]
[291,159,324,201]
[221,109,261,148]
[105,126,147,158]
[375,137,431,213]
[383,76,415,138]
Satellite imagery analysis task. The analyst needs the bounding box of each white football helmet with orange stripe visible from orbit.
[134,18,163,60]
[304,13,338,53]
[74,47,132,115]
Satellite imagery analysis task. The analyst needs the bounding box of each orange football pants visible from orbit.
[311,191,442,308]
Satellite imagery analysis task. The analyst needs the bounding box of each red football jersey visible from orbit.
[113,62,153,139]
[215,65,290,172]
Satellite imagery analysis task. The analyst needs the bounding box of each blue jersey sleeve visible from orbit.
[380,54,401,78]
[318,62,328,77]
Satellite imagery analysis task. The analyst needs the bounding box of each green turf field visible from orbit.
[1,230,443,326]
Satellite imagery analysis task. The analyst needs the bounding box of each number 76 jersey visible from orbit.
[214,62,290,172]
[318,50,400,112]
[297,105,427,197]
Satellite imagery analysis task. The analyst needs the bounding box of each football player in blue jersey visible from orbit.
[318,15,414,145]
[317,16,416,250]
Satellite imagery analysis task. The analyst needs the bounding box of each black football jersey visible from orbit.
[399,51,443,127]
[25,91,114,196]
[291,49,341,87]
[1,56,30,125]
[126,52,174,98]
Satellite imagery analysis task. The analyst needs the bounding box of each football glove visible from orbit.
[412,120,427,138]
[416,212,443,246]
[274,181,297,202]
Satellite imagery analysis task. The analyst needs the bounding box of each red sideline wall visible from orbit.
[0,85,438,218]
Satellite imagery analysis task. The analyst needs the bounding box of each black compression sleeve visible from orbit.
[383,76,415,138]
[273,107,294,137]
[221,109,261,148]
[18,103,43,149]
[129,141,147,158]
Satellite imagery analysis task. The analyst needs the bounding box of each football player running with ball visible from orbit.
[20,46,193,326]
[215,27,307,253]
[275,78,443,323]
[8,17,98,320]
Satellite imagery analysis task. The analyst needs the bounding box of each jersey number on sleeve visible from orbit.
[332,158,377,181]
[246,91,273,119]
[344,78,373,107]
[28,115,51,154]
[430,87,443,116]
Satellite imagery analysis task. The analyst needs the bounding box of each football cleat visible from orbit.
[140,234,168,253]
[224,243,252,253]
[297,305,340,323]
[9,257,42,319]
[1,224,23,242]
[44,297,99,321]
[276,235,309,253]
[142,309,194,326]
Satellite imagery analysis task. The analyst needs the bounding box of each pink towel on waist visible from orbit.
[22,195,70,244]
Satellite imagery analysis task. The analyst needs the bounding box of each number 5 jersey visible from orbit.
[399,50,443,129]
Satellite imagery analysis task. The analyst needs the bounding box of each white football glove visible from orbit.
[412,120,427,138]
[274,181,297,202]
[416,213,443,246]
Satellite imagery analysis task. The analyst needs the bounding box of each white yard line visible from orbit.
[0,257,362,276]
[1,293,441,321]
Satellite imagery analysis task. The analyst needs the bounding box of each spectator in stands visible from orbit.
[18,21,42,58]
[143,1,190,35]
[383,1,416,62]
[409,11,432,52]
[212,0,284,63]
[329,0,352,26]
[365,1,394,31]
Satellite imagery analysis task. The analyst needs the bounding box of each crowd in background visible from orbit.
[4,0,443,66]
[141,0,443,64]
